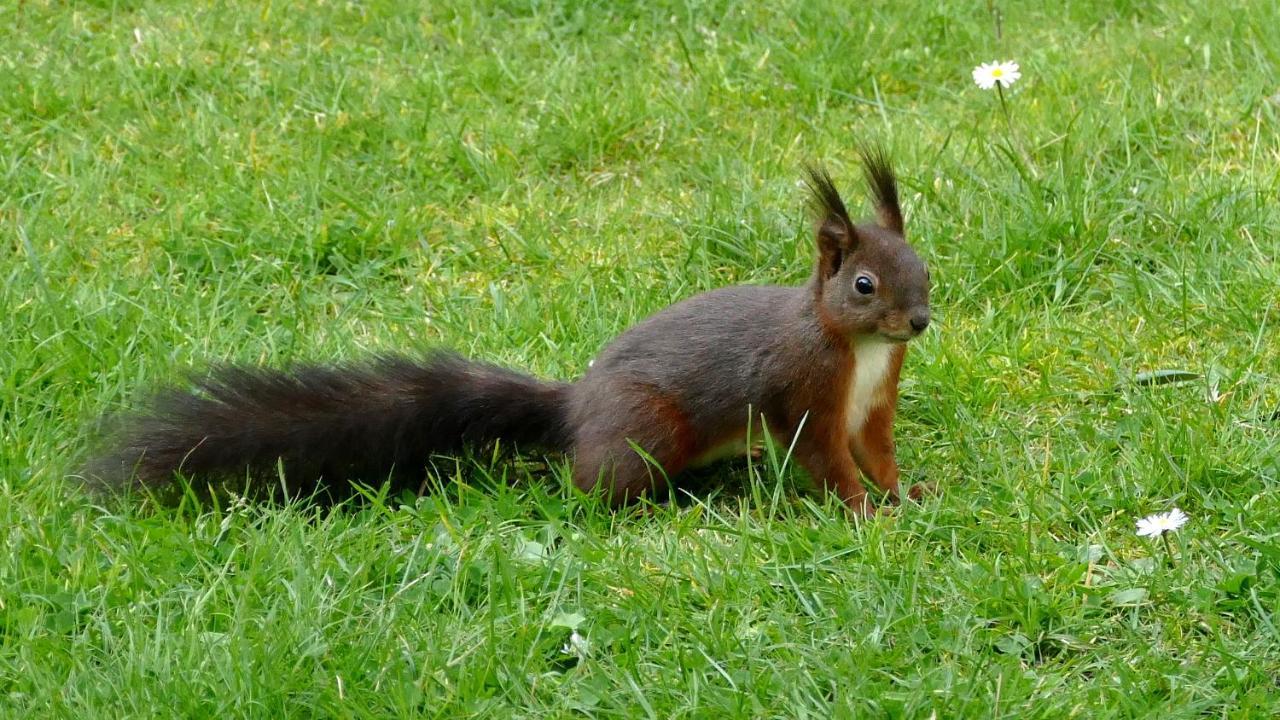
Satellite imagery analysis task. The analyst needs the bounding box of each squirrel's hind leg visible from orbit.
[569,386,696,507]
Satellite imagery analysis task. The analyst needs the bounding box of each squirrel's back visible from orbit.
[570,283,835,451]
[585,284,812,379]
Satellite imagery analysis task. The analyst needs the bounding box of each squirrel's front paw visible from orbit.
[846,497,891,519]
[905,481,938,502]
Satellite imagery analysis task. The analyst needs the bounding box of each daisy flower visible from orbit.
[972,60,1021,90]
[562,630,591,659]
[1135,507,1188,538]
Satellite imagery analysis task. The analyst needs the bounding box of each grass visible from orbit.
[3,0,1279,716]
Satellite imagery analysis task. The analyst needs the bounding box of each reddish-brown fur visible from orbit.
[850,345,905,500]
[89,149,931,517]
[786,347,873,512]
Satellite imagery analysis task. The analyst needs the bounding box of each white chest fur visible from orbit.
[845,340,896,436]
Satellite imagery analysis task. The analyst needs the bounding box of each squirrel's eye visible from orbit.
[855,276,875,295]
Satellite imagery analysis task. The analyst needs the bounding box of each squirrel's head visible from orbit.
[805,149,930,343]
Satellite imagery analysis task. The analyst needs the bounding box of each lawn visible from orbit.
[3,0,1279,716]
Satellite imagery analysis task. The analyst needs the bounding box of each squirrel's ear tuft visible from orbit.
[804,164,855,277]
[858,145,903,234]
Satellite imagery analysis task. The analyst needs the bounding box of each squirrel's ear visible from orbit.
[804,165,856,279]
[858,145,903,235]
[816,219,854,278]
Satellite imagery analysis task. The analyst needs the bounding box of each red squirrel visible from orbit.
[88,148,931,516]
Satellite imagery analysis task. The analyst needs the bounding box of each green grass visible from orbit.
[4,0,1280,716]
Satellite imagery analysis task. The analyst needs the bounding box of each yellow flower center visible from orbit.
[992,68,1004,77]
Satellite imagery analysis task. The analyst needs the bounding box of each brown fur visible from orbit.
[851,345,905,500]
[86,149,931,516]
[784,343,874,512]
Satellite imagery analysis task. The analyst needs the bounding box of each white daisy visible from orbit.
[562,630,591,659]
[1135,507,1189,537]
[972,61,1021,90]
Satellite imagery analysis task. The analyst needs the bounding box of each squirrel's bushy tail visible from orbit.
[85,353,571,497]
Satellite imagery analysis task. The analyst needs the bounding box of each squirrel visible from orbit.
[86,147,931,516]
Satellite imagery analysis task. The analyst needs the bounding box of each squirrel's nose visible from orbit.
[909,311,930,333]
